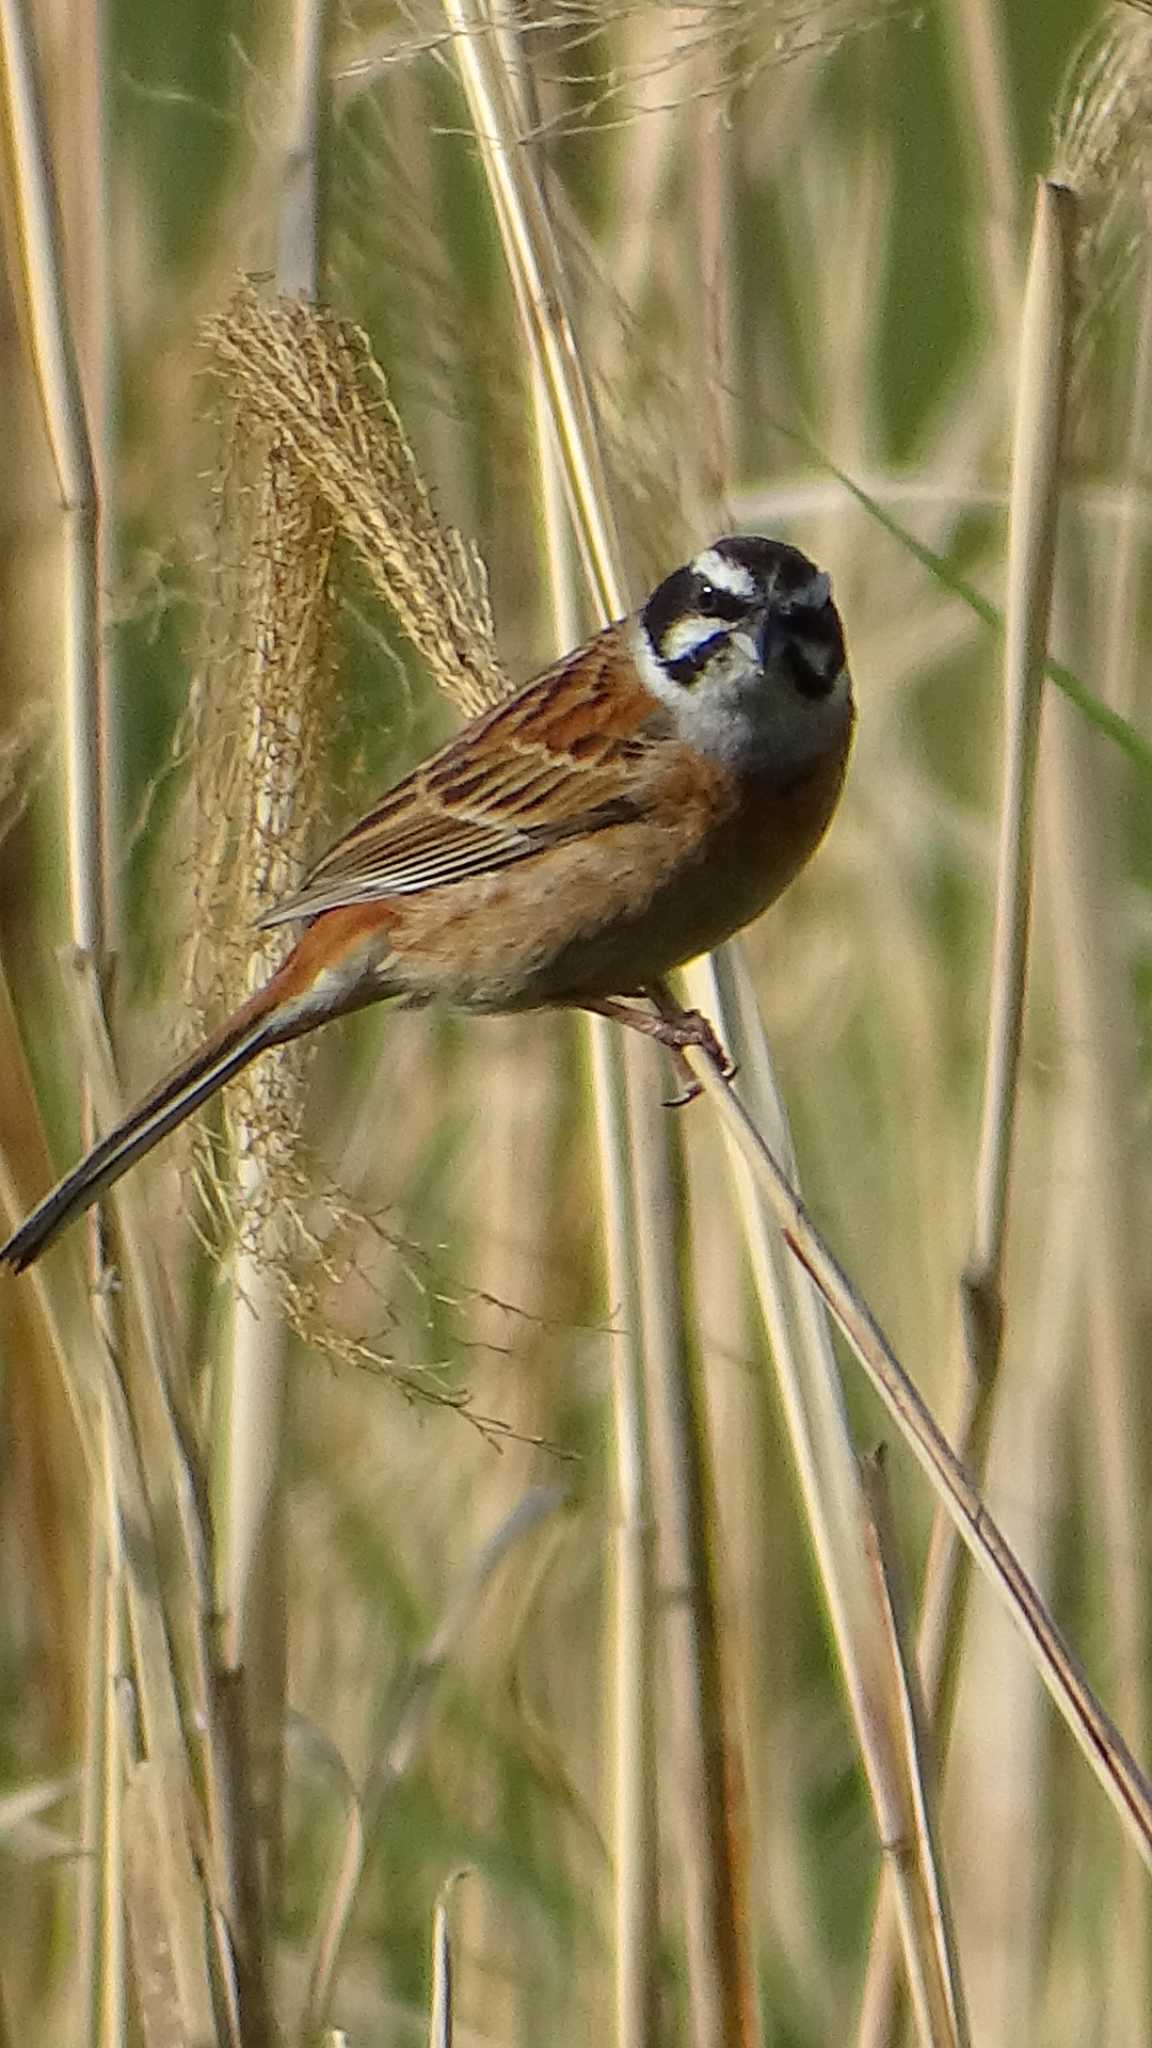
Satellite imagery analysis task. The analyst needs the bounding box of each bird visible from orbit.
[1,534,853,1272]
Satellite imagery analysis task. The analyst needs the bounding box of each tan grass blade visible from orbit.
[95,1377,222,2043]
[686,946,959,2036]
[631,1055,758,2048]
[441,12,954,2022]
[0,11,128,2044]
[966,179,1076,1371]
[0,0,104,958]
[441,0,627,617]
[93,1534,125,2048]
[860,174,1079,2044]
[439,10,777,2042]
[590,961,661,2048]
[1043,690,1152,2042]
[207,18,336,1940]
[943,0,1021,338]
[123,1761,204,2048]
[520,61,669,2048]
[438,17,669,2048]
[428,1870,468,2048]
[677,1037,1152,1871]
[860,1453,971,2048]
[490,35,665,2040]
[67,958,277,2047]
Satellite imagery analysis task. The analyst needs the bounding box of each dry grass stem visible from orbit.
[861,173,1079,2040]
[631,1055,759,2048]
[944,0,1021,337]
[587,926,661,2048]
[1043,693,1152,2035]
[1,15,122,2041]
[686,946,957,2032]
[278,0,330,296]
[966,180,1076,1332]
[860,1453,971,2048]
[0,0,104,956]
[442,0,627,615]
[429,1870,467,2048]
[680,1036,1152,1869]
[66,955,278,2045]
[436,16,669,2048]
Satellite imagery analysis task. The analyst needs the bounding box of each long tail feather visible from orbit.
[1,997,282,1272]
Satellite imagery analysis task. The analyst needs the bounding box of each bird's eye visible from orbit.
[692,580,747,623]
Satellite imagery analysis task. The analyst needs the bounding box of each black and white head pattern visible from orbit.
[641,537,844,692]
[631,535,851,770]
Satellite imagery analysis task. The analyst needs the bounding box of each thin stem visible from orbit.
[861,177,1079,2045]
[687,948,952,2037]
[680,1042,1152,1873]
[441,0,626,616]
[0,0,104,958]
[439,15,670,2044]
[0,10,113,2041]
[215,0,332,1970]
[631,1052,758,2048]
[594,1028,660,2048]
[860,1453,971,2048]
[967,180,1076,1314]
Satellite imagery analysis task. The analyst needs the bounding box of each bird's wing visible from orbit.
[259,626,669,926]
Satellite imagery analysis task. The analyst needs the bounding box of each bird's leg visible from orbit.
[649,979,737,1101]
[578,984,734,1105]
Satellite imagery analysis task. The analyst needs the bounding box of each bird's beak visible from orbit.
[757,602,846,696]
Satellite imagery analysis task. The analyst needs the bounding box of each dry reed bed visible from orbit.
[0,3,1150,2045]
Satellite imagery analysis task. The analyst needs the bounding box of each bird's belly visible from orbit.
[382,743,848,1012]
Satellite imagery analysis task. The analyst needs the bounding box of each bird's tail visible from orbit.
[1,987,286,1273]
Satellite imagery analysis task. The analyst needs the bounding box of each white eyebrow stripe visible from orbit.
[691,546,756,599]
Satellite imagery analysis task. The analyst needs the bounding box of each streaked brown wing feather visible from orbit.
[259,625,666,928]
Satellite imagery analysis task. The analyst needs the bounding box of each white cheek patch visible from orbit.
[655,621,761,672]
[630,619,760,760]
[662,613,727,661]
[630,617,851,777]
[690,546,757,600]
[632,616,689,711]
[631,617,760,711]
